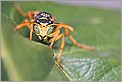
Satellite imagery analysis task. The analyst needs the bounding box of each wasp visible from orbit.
[15,4,95,69]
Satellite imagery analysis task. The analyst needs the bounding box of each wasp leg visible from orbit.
[47,30,60,57]
[24,19,34,40]
[55,23,96,50]
[49,33,64,69]
[15,19,33,40]
[49,30,60,50]
[68,35,96,50]
[65,28,95,50]
[15,3,27,17]
[57,34,64,70]
[15,3,39,19]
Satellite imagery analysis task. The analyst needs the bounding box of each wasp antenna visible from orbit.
[68,25,74,32]
[61,23,74,32]
[15,3,27,17]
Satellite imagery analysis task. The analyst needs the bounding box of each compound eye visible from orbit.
[47,25,55,34]
[33,24,40,34]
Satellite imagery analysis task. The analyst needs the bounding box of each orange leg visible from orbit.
[64,28,96,50]
[68,35,95,50]
[49,33,65,69]
[48,30,60,50]
[15,3,39,19]
[55,23,96,50]
[15,19,34,40]
[24,19,34,40]
[48,30,60,57]
[57,34,64,69]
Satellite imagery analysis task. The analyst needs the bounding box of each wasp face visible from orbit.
[33,23,55,35]
[33,18,55,40]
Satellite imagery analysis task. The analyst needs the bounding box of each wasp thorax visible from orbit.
[34,12,52,19]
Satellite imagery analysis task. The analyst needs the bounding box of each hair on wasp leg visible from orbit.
[14,3,96,70]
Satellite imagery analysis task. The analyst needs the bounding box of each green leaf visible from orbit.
[1,13,54,80]
[44,65,69,81]
[56,3,121,81]
[1,1,121,81]
[61,52,121,81]
[1,59,9,81]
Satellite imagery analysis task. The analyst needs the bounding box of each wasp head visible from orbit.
[33,18,55,37]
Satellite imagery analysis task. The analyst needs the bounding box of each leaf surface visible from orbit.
[1,13,54,81]
[1,1,121,81]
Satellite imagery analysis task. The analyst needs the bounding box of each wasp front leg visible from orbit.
[15,19,34,40]
[46,30,60,57]
[48,30,60,50]
[49,33,65,69]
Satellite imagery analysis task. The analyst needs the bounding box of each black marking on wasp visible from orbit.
[34,19,53,25]
[34,12,54,26]
[34,12,52,19]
